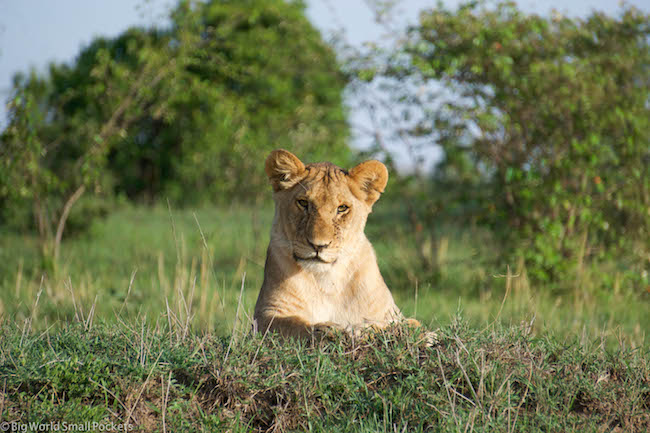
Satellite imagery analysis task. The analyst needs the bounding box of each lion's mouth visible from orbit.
[293,253,336,265]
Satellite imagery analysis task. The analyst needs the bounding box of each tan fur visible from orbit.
[254,149,418,338]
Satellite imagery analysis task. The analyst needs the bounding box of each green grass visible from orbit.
[0,203,647,348]
[1,318,648,432]
[0,204,271,335]
[1,203,649,431]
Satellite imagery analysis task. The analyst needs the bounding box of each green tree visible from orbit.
[1,26,179,262]
[371,1,649,287]
[161,0,350,202]
[1,0,350,257]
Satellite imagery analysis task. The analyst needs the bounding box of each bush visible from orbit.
[0,0,350,244]
[368,1,649,288]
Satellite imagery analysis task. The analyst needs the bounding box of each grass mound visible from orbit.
[1,318,648,432]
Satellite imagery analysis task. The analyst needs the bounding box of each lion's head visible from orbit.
[265,149,388,273]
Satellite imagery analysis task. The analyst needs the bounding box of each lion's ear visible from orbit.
[349,160,388,206]
[265,149,306,192]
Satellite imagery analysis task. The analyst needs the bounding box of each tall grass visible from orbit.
[0,203,647,349]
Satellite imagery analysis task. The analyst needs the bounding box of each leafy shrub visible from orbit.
[0,0,349,238]
[369,1,649,288]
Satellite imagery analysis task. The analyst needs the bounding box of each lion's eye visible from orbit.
[337,205,349,213]
[297,199,309,209]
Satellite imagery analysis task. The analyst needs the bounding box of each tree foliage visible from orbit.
[0,0,350,240]
[371,1,649,286]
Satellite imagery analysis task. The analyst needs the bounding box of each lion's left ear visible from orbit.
[349,160,388,206]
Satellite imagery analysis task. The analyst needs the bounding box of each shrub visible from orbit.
[368,1,649,288]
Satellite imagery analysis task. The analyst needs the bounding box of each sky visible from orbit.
[0,0,647,169]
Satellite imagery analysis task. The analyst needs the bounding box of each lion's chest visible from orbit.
[300,274,372,327]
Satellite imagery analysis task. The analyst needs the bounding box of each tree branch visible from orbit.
[53,185,86,261]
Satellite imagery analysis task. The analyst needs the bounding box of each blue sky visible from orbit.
[1,0,647,168]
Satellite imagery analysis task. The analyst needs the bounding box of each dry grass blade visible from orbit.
[83,295,98,331]
[482,265,520,334]
[124,350,164,430]
[224,272,246,364]
[436,348,459,426]
[165,298,174,344]
[88,377,128,421]
[0,378,6,420]
[21,276,43,347]
[456,349,483,413]
[488,371,515,417]
[167,199,181,265]
[161,371,172,433]
[193,212,225,312]
[511,361,534,431]
[65,277,82,323]
[118,269,138,317]
[183,276,196,339]
[252,314,276,365]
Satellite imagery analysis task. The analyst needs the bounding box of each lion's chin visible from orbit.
[296,260,337,274]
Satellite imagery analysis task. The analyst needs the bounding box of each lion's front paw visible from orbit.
[310,321,343,340]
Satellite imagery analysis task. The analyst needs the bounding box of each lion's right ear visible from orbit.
[265,149,306,192]
[349,160,388,206]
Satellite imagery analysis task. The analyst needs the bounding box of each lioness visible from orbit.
[253,149,419,338]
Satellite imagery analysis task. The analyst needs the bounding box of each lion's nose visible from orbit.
[308,240,331,252]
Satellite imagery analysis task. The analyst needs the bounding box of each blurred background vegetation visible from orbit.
[0,0,648,347]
